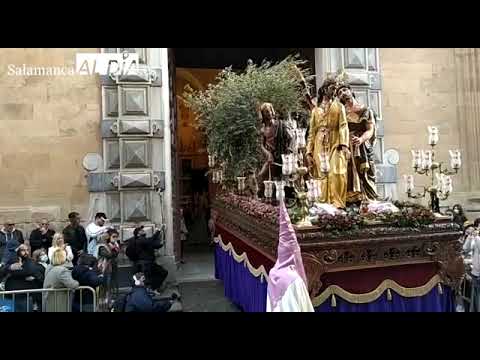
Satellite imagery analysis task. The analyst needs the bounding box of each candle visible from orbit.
[217,170,223,184]
[282,154,289,176]
[237,177,246,193]
[293,154,299,174]
[306,180,316,202]
[404,175,414,193]
[296,128,307,149]
[428,126,439,146]
[320,152,330,173]
[287,114,298,130]
[449,150,462,170]
[208,154,216,168]
[282,154,295,176]
[274,180,286,202]
[264,181,274,199]
[411,150,422,169]
[443,175,453,194]
[422,150,433,170]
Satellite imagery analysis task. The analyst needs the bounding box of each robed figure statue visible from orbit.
[337,81,378,204]
[306,78,350,209]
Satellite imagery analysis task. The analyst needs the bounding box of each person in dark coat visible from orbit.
[4,245,44,312]
[29,219,55,253]
[30,249,48,311]
[452,204,468,230]
[63,212,88,266]
[1,221,25,266]
[131,226,168,292]
[125,272,174,313]
[72,254,105,312]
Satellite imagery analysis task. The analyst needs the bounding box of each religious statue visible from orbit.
[336,80,378,204]
[257,102,294,198]
[306,78,350,209]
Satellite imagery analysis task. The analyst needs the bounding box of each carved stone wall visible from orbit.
[381,48,480,218]
[0,48,101,235]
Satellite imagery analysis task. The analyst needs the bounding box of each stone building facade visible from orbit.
[0,48,101,233]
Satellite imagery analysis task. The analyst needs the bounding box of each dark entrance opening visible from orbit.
[174,48,316,70]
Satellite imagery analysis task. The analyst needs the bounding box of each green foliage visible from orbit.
[183,55,313,181]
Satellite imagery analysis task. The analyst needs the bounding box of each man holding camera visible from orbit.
[85,213,113,257]
[127,225,168,294]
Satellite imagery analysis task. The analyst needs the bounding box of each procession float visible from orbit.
[184,56,465,312]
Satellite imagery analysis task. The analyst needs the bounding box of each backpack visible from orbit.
[112,291,133,312]
[125,238,138,262]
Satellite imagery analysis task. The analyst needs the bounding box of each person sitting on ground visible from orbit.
[128,225,168,294]
[43,248,80,312]
[63,212,88,266]
[72,254,105,312]
[29,219,55,254]
[85,213,112,256]
[124,272,176,313]
[4,245,44,312]
[48,233,74,269]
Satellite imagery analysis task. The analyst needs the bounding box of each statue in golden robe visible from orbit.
[337,81,378,204]
[306,78,350,209]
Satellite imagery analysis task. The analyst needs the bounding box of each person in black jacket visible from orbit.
[125,272,174,313]
[4,245,44,312]
[29,219,55,253]
[451,204,468,230]
[131,225,168,292]
[63,212,88,266]
[72,254,105,312]
[1,221,25,266]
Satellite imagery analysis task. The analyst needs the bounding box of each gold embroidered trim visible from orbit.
[312,275,443,307]
[215,236,443,307]
[214,235,270,282]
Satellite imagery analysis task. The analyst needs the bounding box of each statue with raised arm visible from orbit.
[257,102,294,198]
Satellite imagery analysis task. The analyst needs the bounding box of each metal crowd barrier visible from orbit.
[0,286,97,313]
[460,273,473,311]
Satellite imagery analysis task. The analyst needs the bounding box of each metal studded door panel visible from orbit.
[89,48,166,250]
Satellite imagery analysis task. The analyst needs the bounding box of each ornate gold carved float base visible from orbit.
[213,198,464,298]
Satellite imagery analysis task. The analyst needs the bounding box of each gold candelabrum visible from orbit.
[404,127,462,213]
